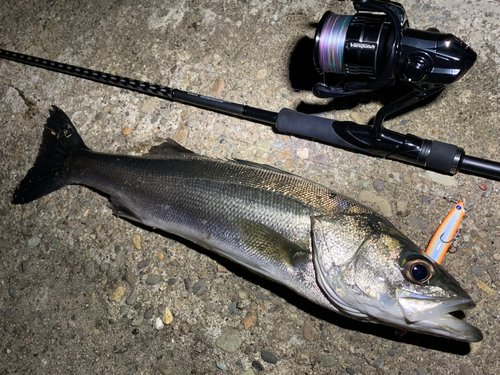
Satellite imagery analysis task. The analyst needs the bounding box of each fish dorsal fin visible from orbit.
[232,159,294,175]
[146,139,195,156]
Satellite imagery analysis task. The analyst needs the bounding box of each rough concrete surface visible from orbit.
[0,0,499,374]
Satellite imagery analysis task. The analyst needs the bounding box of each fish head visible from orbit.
[311,213,482,342]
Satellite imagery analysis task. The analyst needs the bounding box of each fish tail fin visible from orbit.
[12,106,89,204]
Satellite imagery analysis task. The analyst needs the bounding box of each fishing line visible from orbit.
[315,13,352,74]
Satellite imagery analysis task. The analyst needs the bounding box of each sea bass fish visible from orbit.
[13,106,482,342]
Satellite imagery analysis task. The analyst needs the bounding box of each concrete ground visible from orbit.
[0,0,499,374]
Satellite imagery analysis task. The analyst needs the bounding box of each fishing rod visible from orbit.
[1,0,499,180]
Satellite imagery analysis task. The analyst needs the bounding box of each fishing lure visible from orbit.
[425,201,469,264]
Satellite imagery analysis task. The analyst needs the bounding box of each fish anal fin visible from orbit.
[146,138,195,156]
[109,196,142,223]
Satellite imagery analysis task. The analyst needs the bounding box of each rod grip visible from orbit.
[275,109,366,153]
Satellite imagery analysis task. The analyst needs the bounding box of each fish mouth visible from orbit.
[397,291,482,342]
[418,309,483,342]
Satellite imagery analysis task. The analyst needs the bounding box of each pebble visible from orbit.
[183,278,191,291]
[108,286,126,303]
[318,355,336,368]
[238,290,247,299]
[125,273,137,288]
[215,328,242,352]
[4,324,12,333]
[153,317,164,330]
[373,355,385,368]
[471,265,483,276]
[19,261,28,273]
[131,317,143,327]
[145,274,161,285]
[346,368,355,375]
[137,259,150,269]
[233,48,245,62]
[251,361,264,372]
[216,361,228,371]
[261,350,278,364]
[396,201,409,216]
[241,370,255,375]
[131,328,139,335]
[50,238,60,249]
[416,369,427,375]
[210,78,225,97]
[122,127,131,135]
[303,321,318,341]
[237,300,250,309]
[192,279,207,295]
[9,286,20,299]
[144,306,155,319]
[4,308,13,319]
[106,267,119,280]
[132,234,141,250]
[162,307,174,324]
[126,291,137,305]
[27,236,40,247]
[228,302,239,315]
[256,291,268,301]
[120,305,129,315]
[487,267,498,283]
[477,280,496,296]
[373,179,385,191]
[242,314,256,330]
[350,112,363,123]
[296,148,309,159]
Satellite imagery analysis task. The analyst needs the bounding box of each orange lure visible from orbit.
[425,201,467,264]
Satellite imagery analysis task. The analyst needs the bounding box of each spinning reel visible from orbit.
[312,0,476,138]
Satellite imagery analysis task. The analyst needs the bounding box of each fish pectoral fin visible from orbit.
[235,219,311,272]
[146,139,195,157]
[109,196,143,223]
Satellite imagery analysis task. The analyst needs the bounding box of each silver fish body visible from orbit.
[13,107,482,342]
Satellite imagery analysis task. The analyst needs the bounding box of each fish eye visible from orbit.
[403,259,434,284]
